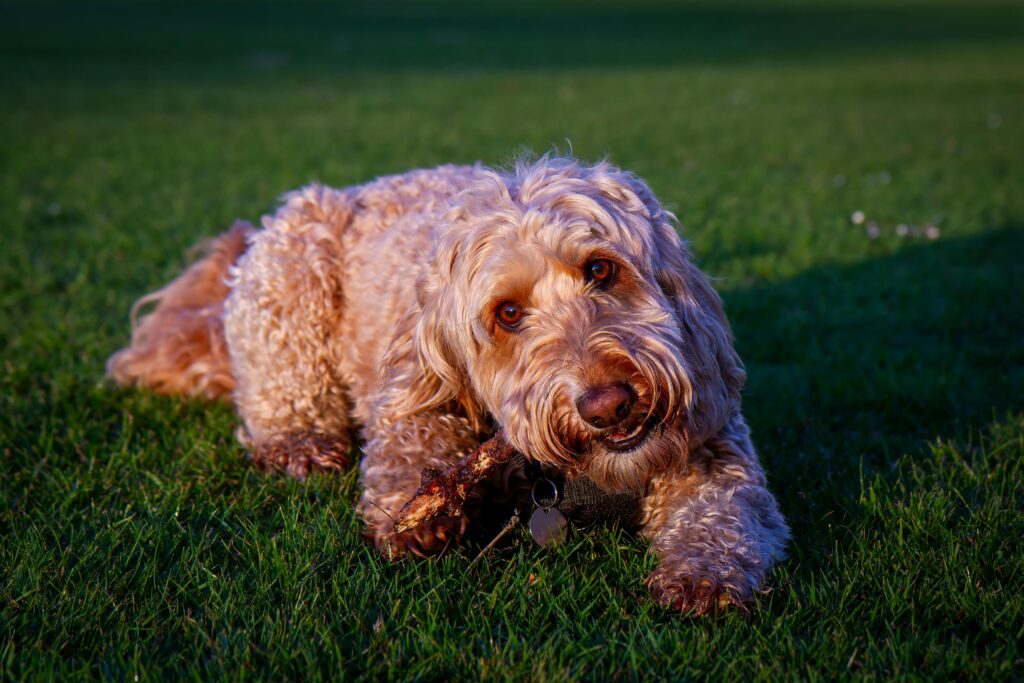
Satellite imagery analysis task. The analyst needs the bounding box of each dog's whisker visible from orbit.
[365,497,396,524]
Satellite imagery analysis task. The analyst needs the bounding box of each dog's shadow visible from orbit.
[720,226,1024,534]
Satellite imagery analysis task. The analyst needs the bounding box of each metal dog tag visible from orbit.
[529,507,568,546]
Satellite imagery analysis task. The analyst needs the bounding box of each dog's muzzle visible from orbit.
[575,382,656,453]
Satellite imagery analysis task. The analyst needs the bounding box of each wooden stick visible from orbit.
[392,433,516,534]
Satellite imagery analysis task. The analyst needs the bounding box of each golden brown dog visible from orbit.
[108,156,788,614]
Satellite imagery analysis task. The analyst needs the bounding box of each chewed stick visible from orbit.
[392,433,516,534]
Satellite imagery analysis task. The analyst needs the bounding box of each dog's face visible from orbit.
[411,159,744,490]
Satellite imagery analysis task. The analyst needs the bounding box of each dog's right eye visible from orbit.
[496,301,524,330]
[584,258,616,287]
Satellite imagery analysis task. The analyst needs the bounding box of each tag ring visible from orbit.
[531,477,560,510]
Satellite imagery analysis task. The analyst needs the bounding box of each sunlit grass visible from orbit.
[2,1,1023,679]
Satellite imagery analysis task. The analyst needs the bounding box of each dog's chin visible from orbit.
[511,406,683,490]
[580,420,679,492]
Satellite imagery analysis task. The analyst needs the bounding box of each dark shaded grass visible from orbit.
[2,1,1024,680]
[3,0,1023,74]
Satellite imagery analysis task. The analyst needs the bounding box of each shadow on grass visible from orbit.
[2,1,1022,78]
[725,227,1024,532]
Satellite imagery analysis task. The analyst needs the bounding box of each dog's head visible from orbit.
[398,157,744,490]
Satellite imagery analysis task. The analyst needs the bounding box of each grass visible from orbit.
[2,0,1024,679]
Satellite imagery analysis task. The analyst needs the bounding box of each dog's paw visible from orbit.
[251,433,351,480]
[371,515,468,560]
[645,569,749,616]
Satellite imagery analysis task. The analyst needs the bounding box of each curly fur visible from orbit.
[108,156,789,614]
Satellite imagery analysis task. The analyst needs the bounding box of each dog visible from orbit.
[107,156,789,614]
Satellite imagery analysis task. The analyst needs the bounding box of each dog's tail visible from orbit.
[106,221,256,400]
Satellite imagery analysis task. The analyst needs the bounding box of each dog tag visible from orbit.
[529,507,568,546]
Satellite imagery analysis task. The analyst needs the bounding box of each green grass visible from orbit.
[2,1,1024,679]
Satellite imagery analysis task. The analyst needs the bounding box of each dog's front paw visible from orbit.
[645,568,749,616]
[251,433,352,480]
[371,515,468,560]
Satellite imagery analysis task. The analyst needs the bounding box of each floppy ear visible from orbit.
[588,163,744,444]
[588,165,746,435]
[651,217,746,444]
[378,238,485,431]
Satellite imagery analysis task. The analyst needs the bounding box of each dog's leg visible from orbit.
[641,415,790,615]
[357,411,482,558]
[223,185,357,478]
[248,432,352,480]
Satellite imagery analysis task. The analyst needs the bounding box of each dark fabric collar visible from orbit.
[516,454,642,528]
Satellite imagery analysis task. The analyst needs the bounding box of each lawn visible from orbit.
[2,1,1024,680]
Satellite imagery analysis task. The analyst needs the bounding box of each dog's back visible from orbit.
[106,165,480,406]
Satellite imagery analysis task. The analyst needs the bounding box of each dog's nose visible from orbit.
[576,383,634,429]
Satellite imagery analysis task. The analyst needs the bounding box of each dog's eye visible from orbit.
[584,259,616,287]
[496,301,524,329]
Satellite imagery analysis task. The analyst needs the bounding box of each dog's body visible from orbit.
[108,157,788,614]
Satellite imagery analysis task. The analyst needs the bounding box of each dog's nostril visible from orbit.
[576,383,634,429]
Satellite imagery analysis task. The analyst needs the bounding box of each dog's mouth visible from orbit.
[600,412,657,452]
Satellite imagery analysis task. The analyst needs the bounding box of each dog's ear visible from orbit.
[379,238,485,431]
[651,218,746,444]
[593,164,745,444]
[383,170,515,431]
[587,165,746,432]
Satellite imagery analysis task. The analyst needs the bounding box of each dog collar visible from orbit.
[514,454,642,545]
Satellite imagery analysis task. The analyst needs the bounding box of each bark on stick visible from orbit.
[392,433,516,534]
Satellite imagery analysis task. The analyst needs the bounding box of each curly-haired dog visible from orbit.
[108,156,789,614]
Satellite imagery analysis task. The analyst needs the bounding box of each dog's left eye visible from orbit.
[584,259,616,287]
[496,301,524,329]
